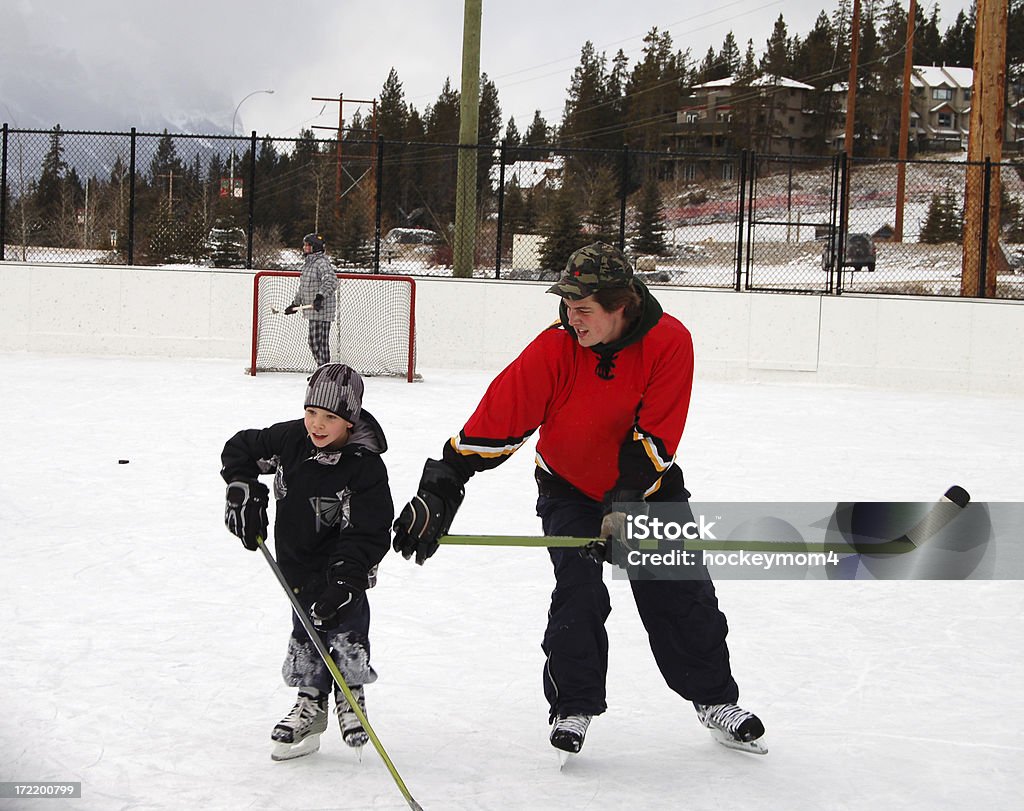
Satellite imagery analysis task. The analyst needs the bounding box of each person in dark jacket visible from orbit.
[391,243,765,758]
[221,363,393,761]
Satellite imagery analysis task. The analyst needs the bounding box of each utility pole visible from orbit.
[313,95,379,229]
[453,0,482,278]
[961,0,1008,297]
[843,0,862,161]
[894,0,917,242]
[841,0,862,242]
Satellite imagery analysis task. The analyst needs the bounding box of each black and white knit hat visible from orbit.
[304,363,364,422]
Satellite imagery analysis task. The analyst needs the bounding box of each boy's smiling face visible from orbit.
[304,406,353,450]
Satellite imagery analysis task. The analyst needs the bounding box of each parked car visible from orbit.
[381,227,444,264]
[822,232,876,272]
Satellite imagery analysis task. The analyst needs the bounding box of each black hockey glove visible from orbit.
[313,293,324,312]
[583,490,644,564]
[224,479,270,551]
[283,304,298,315]
[310,566,365,631]
[392,459,465,565]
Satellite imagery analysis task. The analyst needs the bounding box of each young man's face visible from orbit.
[304,407,353,450]
[302,242,312,254]
[563,295,628,347]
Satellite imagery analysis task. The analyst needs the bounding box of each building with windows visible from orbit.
[910,65,974,151]
[675,75,819,160]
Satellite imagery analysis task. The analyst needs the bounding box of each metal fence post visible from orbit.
[246,130,257,269]
[734,149,748,291]
[1,123,8,261]
[373,135,384,273]
[835,152,850,296]
[128,127,137,266]
[495,140,507,279]
[618,144,629,251]
[978,156,992,298]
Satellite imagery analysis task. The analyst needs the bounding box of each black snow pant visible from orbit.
[537,471,739,721]
[307,320,332,367]
[281,583,377,695]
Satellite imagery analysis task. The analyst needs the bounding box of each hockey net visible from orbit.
[250,271,417,380]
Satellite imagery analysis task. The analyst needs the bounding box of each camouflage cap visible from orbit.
[546,242,634,300]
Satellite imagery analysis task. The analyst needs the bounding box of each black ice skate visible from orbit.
[694,702,767,755]
[550,714,591,766]
[271,689,328,761]
[334,684,369,750]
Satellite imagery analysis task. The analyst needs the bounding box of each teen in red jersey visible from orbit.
[393,243,766,757]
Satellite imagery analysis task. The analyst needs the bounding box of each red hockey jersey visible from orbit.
[442,292,694,503]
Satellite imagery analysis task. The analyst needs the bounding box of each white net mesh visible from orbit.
[252,272,416,379]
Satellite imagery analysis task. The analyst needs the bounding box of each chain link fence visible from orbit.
[3,124,1023,299]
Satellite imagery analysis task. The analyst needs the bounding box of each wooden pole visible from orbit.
[895,0,917,242]
[961,0,1008,297]
[453,0,482,279]
[842,0,862,240]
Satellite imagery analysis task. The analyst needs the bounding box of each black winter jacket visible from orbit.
[220,410,394,592]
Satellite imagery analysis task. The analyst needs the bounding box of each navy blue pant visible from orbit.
[282,583,377,694]
[538,487,739,720]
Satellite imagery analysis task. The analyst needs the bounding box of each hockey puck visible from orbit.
[118,459,130,464]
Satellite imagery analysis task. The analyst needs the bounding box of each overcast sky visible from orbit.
[1,0,977,140]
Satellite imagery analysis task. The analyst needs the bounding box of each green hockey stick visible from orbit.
[439,535,921,555]
[257,536,424,811]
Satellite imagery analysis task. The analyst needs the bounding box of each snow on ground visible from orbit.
[1,352,1023,810]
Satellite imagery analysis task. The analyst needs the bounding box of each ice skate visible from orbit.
[270,689,328,761]
[334,684,369,751]
[550,714,591,766]
[694,702,767,755]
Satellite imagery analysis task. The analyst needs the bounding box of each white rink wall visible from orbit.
[1,261,1022,395]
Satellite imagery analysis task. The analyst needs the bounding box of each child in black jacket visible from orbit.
[221,363,394,761]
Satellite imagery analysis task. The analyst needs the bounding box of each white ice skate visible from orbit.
[271,690,329,761]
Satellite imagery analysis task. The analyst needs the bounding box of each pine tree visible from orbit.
[631,176,667,256]
[919,188,962,243]
[538,183,585,273]
[583,166,620,245]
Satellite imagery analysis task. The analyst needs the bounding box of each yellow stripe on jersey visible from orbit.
[634,428,673,472]
[449,434,529,459]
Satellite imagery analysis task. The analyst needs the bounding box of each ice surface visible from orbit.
[1,352,1022,810]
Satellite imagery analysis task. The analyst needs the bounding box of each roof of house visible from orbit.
[911,65,973,89]
[692,74,815,91]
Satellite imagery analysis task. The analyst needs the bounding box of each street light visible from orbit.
[230,89,274,197]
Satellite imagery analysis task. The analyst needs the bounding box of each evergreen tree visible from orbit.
[561,41,622,152]
[523,111,550,151]
[538,183,585,273]
[625,28,681,155]
[719,33,741,77]
[915,4,944,65]
[34,126,65,245]
[919,187,962,243]
[941,10,976,66]
[631,176,667,256]
[583,165,620,245]
[760,15,792,77]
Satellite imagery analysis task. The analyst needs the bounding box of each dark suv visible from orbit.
[822,232,876,272]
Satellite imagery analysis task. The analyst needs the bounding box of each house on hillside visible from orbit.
[489,156,564,192]
[674,74,819,172]
[827,65,1021,154]
[911,65,973,151]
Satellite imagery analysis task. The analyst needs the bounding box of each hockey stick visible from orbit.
[439,485,972,555]
[256,536,423,811]
[269,303,313,315]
